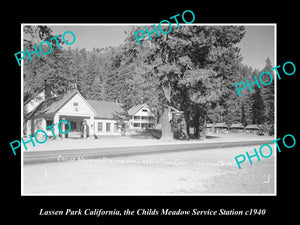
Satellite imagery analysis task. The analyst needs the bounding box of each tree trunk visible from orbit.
[202,115,207,139]
[160,82,173,140]
[184,111,190,140]
[160,107,173,140]
[159,34,174,140]
[194,112,200,139]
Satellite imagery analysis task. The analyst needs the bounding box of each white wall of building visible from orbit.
[129,105,156,129]
[58,93,95,116]
[94,119,121,135]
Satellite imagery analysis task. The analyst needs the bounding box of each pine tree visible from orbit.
[23,25,67,100]
[250,86,265,124]
[241,102,247,126]
[122,26,246,139]
[261,57,274,125]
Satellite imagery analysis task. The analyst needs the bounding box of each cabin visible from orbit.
[206,123,215,133]
[229,123,245,133]
[214,123,229,134]
[245,124,259,134]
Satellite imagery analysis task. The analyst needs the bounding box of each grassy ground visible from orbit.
[23,144,275,195]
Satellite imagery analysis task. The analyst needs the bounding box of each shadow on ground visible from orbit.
[129,129,162,139]
[128,129,222,141]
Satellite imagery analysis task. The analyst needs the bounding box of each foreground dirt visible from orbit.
[23,145,275,195]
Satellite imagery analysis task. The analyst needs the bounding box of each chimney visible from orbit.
[65,81,69,94]
[44,79,51,100]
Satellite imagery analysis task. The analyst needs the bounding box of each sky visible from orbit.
[50,25,129,50]
[236,26,275,70]
[50,24,275,71]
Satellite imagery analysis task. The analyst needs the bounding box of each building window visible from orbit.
[133,123,140,127]
[46,120,53,127]
[73,102,79,111]
[142,109,148,112]
[133,116,140,120]
[106,122,111,132]
[141,116,148,120]
[114,123,118,132]
[98,122,103,132]
[141,123,148,129]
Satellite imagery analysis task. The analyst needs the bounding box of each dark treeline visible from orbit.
[23,26,274,139]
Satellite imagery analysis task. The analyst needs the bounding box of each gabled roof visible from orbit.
[87,100,125,119]
[128,104,145,115]
[245,124,259,129]
[25,91,78,119]
[128,103,154,115]
[214,123,228,128]
[25,85,143,121]
[24,84,58,105]
[25,90,98,119]
[230,123,245,128]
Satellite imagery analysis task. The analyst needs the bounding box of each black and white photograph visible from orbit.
[3,4,299,223]
[21,24,276,195]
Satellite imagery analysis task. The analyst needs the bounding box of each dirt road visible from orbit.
[23,145,275,195]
